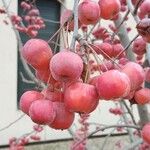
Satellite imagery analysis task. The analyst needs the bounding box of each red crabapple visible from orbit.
[141,123,150,144]
[49,102,75,129]
[122,62,145,91]
[78,0,101,25]
[99,0,121,20]
[50,50,83,82]
[22,39,53,70]
[134,88,150,105]
[19,90,44,115]
[29,99,56,124]
[96,70,131,100]
[64,82,99,113]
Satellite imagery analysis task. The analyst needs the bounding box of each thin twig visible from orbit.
[2,0,46,89]
[114,34,139,60]
[20,72,35,84]
[122,101,137,125]
[133,0,144,15]
[72,124,141,149]
[120,102,135,142]
[0,114,25,132]
[117,10,130,30]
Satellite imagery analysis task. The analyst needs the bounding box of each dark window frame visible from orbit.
[17,0,61,105]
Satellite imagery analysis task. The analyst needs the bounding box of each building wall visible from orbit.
[0,0,148,146]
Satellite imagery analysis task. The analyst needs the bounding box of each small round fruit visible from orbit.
[29,99,56,125]
[49,102,75,129]
[96,70,131,100]
[78,0,101,25]
[64,82,99,113]
[141,123,150,144]
[122,62,145,91]
[133,37,146,55]
[99,0,121,20]
[19,90,44,115]
[134,88,150,105]
[50,50,83,82]
[22,39,53,70]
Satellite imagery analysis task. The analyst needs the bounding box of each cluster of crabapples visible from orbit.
[11,1,45,37]
[18,0,150,144]
[19,38,150,136]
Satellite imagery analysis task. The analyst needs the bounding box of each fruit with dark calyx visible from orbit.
[133,37,146,55]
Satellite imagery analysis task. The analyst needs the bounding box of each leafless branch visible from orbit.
[70,0,79,51]
[0,114,25,132]
[72,124,141,149]
[133,0,144,15]
[20,72,35,84]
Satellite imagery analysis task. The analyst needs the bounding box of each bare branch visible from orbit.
[20,72,35,84]
[0,114,25,132]
[133,0,144,15]
[70,0,79,51]
[72,124,141,149]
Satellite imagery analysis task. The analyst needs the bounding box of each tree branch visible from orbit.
[70,0,79,51]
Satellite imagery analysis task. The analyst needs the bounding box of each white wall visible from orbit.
[0,0,145,146]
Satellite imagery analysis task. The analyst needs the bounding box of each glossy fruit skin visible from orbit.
[99,0,121,20]
[142,123,150,144]
[64,82,99,113]
[60,9,81,31]
[78,0,101,25]
[96,70,131,100]
[29,99,56,124]
[50,50,83,82]
[22,39,53,70]
[19,91,44,115]
[122,62,145,91]
[134,88,150,105]
[49,102,75,129]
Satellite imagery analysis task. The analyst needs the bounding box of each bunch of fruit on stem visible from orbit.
[18,0,150,145]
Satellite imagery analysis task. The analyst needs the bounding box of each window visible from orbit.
[17,0,60,102]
